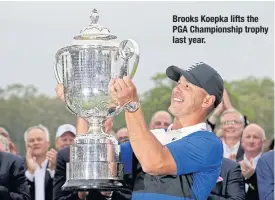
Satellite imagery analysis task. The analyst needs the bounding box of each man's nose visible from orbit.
[224,125,231,129]
[249,137,255,142]
[33,140,39,145]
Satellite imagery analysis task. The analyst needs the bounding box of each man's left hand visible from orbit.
[239,161,255,179]
[46,148,57,170]
[108,76,138,106]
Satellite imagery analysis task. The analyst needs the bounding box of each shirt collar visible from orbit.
[167,122,208,132]
[223,140,240,150]
[166,122,208,139]
[151,122,209,145]
[39,159,49,169]
[244,152,262,168]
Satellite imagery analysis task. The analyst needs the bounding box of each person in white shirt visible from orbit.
[238,123,266,200]
[24,125,57,200]
[220,109,245,161]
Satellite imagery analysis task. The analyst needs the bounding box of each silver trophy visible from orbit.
[54,9,139,191]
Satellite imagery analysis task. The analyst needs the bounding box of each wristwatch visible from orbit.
[124,101,140,113]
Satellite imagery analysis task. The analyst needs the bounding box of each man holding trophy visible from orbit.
[54,9,223,200]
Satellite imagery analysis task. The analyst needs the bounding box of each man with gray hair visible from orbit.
[24,124,57,200]
[220,108,245,161]
[238,123,266,200]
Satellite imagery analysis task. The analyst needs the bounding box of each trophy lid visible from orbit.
[74,9,117,41]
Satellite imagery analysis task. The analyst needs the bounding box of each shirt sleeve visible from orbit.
[119,142,133,174]
[166,132,223,175]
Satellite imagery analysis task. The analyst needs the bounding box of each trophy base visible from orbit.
[62,179,130,192]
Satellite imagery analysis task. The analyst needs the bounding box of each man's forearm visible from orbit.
[125,107,166,172]
[76,117,88,134]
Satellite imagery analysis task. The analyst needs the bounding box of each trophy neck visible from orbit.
[86,116,106,134]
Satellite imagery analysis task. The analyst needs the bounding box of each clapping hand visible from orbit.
[239,160,255,179]
[26,147,38,174]
[46,148,57,171]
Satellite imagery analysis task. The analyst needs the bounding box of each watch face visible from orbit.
[126,102,139,112]
[128,102,136,109]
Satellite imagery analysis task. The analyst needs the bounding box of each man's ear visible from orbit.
[202,95,215,109]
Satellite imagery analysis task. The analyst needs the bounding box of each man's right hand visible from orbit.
[211,89,232,117]
[56,84,65,103]
[213,100,225,116]
[223,89,233,110]
[26,147,38,174]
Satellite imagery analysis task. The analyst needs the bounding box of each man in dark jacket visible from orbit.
[256,151,274,200]
[0,151,31,200]
[208,158,245,200]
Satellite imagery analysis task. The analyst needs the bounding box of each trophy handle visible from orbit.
[54,49,69,84]
[54,51,77,115]
[118,39,140,79]
[54,56,62,84]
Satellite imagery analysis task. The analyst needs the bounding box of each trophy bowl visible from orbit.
[54,9,139,191]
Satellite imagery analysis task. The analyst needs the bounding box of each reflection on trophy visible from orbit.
[54,9,139,191]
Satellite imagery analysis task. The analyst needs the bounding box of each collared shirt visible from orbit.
[243,153,261,168]
[152,122,208,145]
[120,122,223,200]
[25,159,55,200]
[222,140,240,159]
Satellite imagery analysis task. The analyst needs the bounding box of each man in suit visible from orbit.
[219,109,245,161]
[237,123,266,200]
[0,151,31,200]
[256,150,274,200]
[24,125,57,200]
[208,158,245,200]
